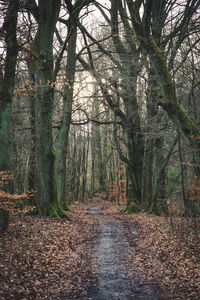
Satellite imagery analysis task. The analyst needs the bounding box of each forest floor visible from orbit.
[0,194,200,299]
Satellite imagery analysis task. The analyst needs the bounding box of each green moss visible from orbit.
[49,201,70,219]
[178,104,200,136]
[52,170,70,212]
[51,144,56,157]
[49,172,70,219]
[50,202,59,218]
[123,202,140,213]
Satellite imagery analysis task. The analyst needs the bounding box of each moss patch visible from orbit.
[49,201,70,220]
[123,202,140,213]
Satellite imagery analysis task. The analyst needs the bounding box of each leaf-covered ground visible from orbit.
[0,200,199,299]
[0,205,99,299]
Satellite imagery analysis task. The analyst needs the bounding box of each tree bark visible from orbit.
[0,0,19,230]
[151,135,179,214]
[33,0,62,216]
[55,21,77,207]
[0,0,19,170]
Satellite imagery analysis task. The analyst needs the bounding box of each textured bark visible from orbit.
[125,129,143,204]
[32,0,62,216]
[101,109,110,188]
[178,136,188,216]
[27,92,36,191]
[0,0,19,230]
[94,100,106,191]
[0,103,11,170]
[151,135,179,215]
[121,78,144,204]
[141,67,164,210]
[0,0,19,170]
[153,136,166,213]
[141,137,154,209]
[55,22,77,207]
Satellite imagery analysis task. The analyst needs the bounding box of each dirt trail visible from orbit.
[78,205,158,300]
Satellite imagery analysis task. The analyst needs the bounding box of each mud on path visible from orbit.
[78,205,158,300]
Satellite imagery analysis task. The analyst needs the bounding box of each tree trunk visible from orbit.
[33,0,63,217]
[0,102,11,170]
[55,22,77,207]
[0,0,19,230]
[153,136,166,213]
[125,129,143,204]
[141,137,154,210]
[141,67,159,209]
[0,0,19,170]
[81,130,89,202]
[90,121,96,195]
[151,135,179,215]
[122,81,144,204]
[95,117,106,191]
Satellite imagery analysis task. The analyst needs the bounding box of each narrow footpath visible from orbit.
[78,205,158,300]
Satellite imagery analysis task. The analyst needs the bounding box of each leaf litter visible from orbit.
[0,200,199,299]
[0,205,99,299]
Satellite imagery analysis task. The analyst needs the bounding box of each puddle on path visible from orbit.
[79,206,157,300]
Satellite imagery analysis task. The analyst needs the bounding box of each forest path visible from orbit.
[78,204,158,300]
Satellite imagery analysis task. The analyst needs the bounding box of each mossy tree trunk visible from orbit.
[0,0,19,171]
[140,0,168,211]
[141,66,159,210]
[121,77,144,205]
[151,135,179,215]
[124,128,143,204]
[0,0,19,230]
[31,0,63,217]
[0,102,11,171]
